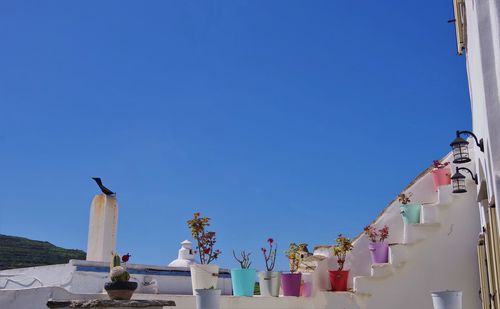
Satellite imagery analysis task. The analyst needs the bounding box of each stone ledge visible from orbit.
[46,299,176,308]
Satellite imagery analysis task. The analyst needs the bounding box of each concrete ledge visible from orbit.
[47,299,176,308]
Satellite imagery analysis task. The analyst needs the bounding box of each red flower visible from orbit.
[268,238,274,244]
[121,253,131,263]
[204,248,210,254]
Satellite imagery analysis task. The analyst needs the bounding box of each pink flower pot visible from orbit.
[369,242,389,264]
[431,168,451,191]
[281,273,301,296]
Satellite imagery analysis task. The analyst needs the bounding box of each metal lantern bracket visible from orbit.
[456,130,484,152]
[455,167,478,184]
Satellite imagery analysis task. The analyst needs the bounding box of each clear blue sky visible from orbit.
[0,1,470,271]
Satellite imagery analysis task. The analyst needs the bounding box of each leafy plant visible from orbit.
[285,243,300,273]
[285,243,308,273]
[364,225,390,243]
[432,160,450,169]
[233,250,252,269]
[187,212,221,264]
[261,238,277,272]
[398,192,413,205]
[332,234,353,271]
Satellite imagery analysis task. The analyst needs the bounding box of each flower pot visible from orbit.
[190,264,219,295]
[104,281,138,300]
[258,271,280,297]
[431,290,462,309]
[328,270,349,291]
[231,268,256,296]
[300,273,313,297]
[400,203,421,224]
[281,273,302,296]
[431,168,452,191]
[195,288,221,309]
[368,242,389,264]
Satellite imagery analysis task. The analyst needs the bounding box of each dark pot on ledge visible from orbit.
[104,281,138,300]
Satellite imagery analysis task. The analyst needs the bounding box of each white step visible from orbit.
[319,291,367,309]
[437,185,453,205]
[404,223,441,244]
[353,275,376,295]
[370,263,393,278]
[421,204,439,223]
[389,244,408,267]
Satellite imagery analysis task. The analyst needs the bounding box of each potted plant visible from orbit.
[104,253,137,300]
[195,286,221,309]
[258,238,280,297]
[281,243,303,296]
[399,192,421,224]
[431,290,462,309]
[187,212,222,295]
[329,234,353,291]
[230,250,256,296]
[431,160,452,191]
[364,225,390,264]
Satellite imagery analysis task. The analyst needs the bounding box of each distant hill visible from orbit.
[0,234,86,270]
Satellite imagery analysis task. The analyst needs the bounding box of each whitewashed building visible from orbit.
[0,1,499,308]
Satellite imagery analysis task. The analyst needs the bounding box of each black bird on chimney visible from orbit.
[92,177,116,196]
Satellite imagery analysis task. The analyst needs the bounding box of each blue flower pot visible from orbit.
[400,203,421,224]
[231,268,256,296]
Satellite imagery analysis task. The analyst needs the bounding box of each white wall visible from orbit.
[464,0,500,218]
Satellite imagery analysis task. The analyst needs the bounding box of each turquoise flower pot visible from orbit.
[231,268,256,296]
[400,203,421,224]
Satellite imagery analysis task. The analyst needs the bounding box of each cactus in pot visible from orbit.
[110,253,130,282]
[104,252,137,300]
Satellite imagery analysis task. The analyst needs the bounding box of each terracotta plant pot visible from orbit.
[258,271,280,297]
[328,270,349,291]
[431,168,452,191]
[104,281,138,300]
[369,241,389,264]
[281,273,302,296]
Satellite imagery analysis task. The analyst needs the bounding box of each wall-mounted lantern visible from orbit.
[451,167,478,193]
[450,130,484,164]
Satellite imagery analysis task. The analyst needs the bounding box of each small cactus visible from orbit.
[110,253,130,282]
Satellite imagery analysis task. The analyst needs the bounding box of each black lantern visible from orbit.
[451,167,478,193]
[450,130,484,164]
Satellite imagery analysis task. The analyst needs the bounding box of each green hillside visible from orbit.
[0,234,86,270]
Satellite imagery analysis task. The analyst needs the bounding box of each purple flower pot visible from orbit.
[281,273,302,296]
[369,242,389,263]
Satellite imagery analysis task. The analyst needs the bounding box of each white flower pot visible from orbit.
[190,264,219,295]
[195,289,221,309]
[431,290,462,309]
[258,271,280,297]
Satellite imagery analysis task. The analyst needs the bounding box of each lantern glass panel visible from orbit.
[452,142,470,164]
[452,178,467,193]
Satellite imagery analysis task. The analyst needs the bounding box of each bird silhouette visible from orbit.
[92,177,116,196]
